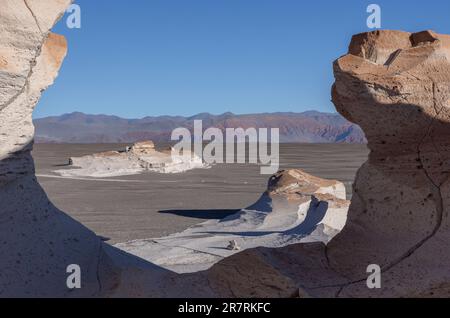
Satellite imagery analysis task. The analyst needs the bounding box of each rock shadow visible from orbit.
[159,209,241,220]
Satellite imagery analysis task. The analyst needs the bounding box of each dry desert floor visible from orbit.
[33,143,368,244]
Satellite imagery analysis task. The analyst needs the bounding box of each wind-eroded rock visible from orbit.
[115,169,349,274]
[329,30,450,297]
[205,30,450,298]
[57,140,206,177]
[0,0,173,298]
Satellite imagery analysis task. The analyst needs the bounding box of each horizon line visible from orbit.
[33,109,340,120]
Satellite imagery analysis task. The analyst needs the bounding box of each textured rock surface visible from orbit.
[115,169,349,274]
[0,0,96,296]
[329,30,450,297]
[0,0,69,185]
[0,0,174,298]
[203,30,450,298]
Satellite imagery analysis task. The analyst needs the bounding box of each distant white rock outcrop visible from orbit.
[55,141,207,178]
[115,169,350,273]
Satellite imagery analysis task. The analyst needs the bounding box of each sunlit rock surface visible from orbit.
[56,140,207,178]
[115,169,349,273]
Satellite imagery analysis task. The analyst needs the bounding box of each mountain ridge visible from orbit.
[34,111,367,144]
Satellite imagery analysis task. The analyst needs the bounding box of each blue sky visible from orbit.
[34,0,450,118]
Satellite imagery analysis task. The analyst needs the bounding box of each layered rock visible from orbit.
[115,169,349,274]
[57,140,206,178]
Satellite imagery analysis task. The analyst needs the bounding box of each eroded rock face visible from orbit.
[0,0,175,298]
[0,0,114,297]
[206,30,450,298]
[329,30,450,297]
[0,0,69,185]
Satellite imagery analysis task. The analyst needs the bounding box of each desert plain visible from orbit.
[33,143,368,244]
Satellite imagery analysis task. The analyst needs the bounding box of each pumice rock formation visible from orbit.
[329,29,450,297]
[115,169,349,274]
[56,140,206,178]
[0,0,96,296]
[204,30,450,298]
[2,0,450,298]
[0,0,176,298]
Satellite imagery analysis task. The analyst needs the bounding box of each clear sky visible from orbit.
[34,0,450,118]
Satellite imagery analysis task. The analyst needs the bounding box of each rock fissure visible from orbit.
[95,243,103,296]
[23,0,43,34]
[334,91,445,298]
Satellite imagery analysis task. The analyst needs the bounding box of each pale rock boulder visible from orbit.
[57,140,207,178]
[130,141,156,154]
[259,169,348,233]
[115,169,349,274]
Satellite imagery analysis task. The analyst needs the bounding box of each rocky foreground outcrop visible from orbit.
[329,30,450,297]
[0,0,175,298]
[0,0,104,296]
[116,169,349,274]
[56,140,206,177]
[206,30,450,298]
[2,0,450,298]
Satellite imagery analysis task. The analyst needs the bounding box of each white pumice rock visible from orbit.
[55,141,208,178]
[115,169,350,273]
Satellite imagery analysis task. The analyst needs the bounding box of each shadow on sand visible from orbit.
[159,209,241,220]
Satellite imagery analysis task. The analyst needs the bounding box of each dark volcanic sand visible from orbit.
[32,143,369,244]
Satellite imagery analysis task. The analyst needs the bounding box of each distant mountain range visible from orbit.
[33,111,366,144]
